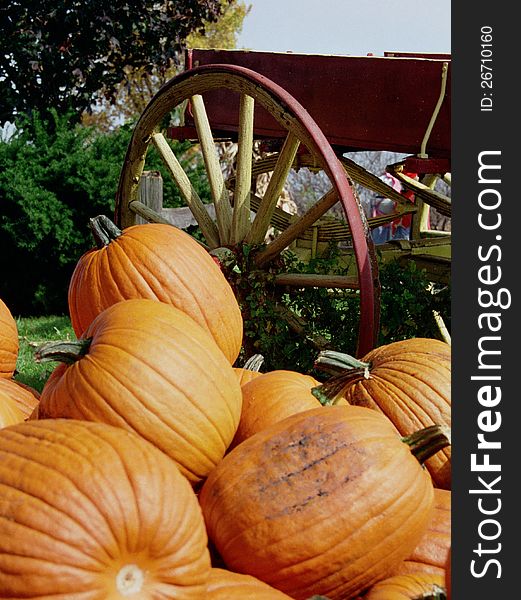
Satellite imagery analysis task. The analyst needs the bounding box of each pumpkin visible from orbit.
[445,548,451,600]
[0,388,25,428]
[207,568,293,599]
[234,354,265,386]
[36,299,242,485]
[393,488,451,578]
[313,338,451,488]
[0,418,211,597]
[200,405,449,600]
[68,215,243,364]
[363,573,446,599]
[0,298,18,379]
[0,377,39,419]
[232,369,326,447]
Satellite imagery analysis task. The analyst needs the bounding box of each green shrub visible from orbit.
[233,250,451,375]
[0,109,210,316]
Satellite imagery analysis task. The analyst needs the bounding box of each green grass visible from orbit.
[15,315,75,393]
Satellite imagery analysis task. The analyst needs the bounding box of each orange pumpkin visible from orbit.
[363,573,446,599]
[36,299,242,485]
[0,388,25,428]
[393,488,451,578]
[232,369,324,447]
[445,548,451,600]
[0,418,211,597]
[207,568,293,599]
[200,405,448,600]
[314,338,451,488]
[68,215,243,364]
[0,298,18,379]
[0,377,39,419]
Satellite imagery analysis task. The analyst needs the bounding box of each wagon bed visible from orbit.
[179,48,451,172]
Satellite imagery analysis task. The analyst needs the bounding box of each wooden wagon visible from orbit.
[114,48,451,357]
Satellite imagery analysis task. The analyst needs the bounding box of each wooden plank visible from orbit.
[274,273,360,289]
[132,171,163,226]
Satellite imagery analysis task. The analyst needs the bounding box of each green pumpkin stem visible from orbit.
[34,339,92,365]
[312,350,372,406]
[89,214,122,248]
[403,425,451,465]
[311,367,371,406]
[314,349,371,377]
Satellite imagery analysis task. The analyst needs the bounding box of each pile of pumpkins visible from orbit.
[0,215,451,599]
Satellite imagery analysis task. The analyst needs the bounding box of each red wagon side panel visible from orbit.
[185,49,450,160]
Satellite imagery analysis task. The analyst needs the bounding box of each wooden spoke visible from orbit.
[128,200,210,250]
[231,94,255,244]
[191,94,233,243]
[255,187,339,267]
[129,199,174,226]
[246,132,301,245]
[274,273,359,289]
[151,133,220,249]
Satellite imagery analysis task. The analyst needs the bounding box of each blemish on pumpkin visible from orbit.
[267,487,331,518]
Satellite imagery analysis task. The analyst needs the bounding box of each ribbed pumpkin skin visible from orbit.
[207,568,293,599]
[393,488,451,578]
[445,548,451,600]
[38,299,243,484]
[339,338,451,488]
[200,405,435,600]
[232,370,323,447]
[0,389,25,428]
[0,377,39,419]
[0,419,211,598]
[364,573,446,600]
[0,298,18,379]
[234,366,263,386]
[68,222,243,364]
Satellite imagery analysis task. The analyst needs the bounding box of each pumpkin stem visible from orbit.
[312,350,372,406]
[34,339,92,365]
[311,368,371,406]
[314,349,371,377]
[89,214,122,248]
[403,425,451,465]
[242,353,264,372]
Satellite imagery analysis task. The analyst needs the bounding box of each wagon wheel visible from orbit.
[114,64,380,357]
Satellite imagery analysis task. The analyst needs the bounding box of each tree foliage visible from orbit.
[186,0,251,50]
[82,0,251,130]
[0,0,227,125]
[0,110,211,316]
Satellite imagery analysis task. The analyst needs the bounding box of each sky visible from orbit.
[237,0,451,57]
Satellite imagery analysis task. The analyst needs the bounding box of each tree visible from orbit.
[186,0,251,50]
[0,0,227,125]
[82,0,251,130]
